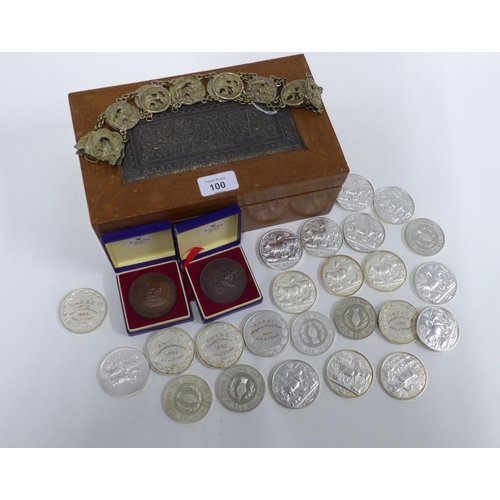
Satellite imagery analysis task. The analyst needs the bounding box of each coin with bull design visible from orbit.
[363,250,407,292]
[272,271,317,314]
[199,258,247,304]
[259,229,302,270]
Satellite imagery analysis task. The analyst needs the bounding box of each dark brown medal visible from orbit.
[128,272,177,318]
[199,258,247,304]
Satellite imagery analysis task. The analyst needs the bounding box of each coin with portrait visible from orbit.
[128,272,177,319]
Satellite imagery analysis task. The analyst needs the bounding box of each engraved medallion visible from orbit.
[281,79,306,107]
[259,229,302,269]
[271,360,320,409]
[404,218,445,256]
[320,255,364,297]
[134,84,171,113]
[305,74,323,112]
[336,173,375,212]
[291,311,335,356]
[363,250,407,292]
[75,129,124,165]
[128,272,178,319]
[199,258,247,304]
[416,306,459,352]
[246,76,278,104]
[212,72,243,101]
[272,271,317,314]
[216,364,265,412]
[59,288,107,333]
[333,297,376,340]
[373,186,415,224]
[99,347,150,397]
[243,310,290,357]
[378,300,418,344]
[413,262,457,304]
[146,327,195,375]
[380,352,427,400]
[343,213,385,252]
[299,217,342,257]
[325,350,373,397]
[164,374,212,423]
[170,76,206,105]
[104,101,141,130]
[196,322,244,369]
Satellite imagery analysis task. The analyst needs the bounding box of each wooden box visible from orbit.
[68,54,349,240]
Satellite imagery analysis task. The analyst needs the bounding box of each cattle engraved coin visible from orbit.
[199,258,247,304]
[243,310,290,357]
[59,288,107,333]
[416,306,459,352]
[413,262,457,304]
[404,218,445,256]
[212,72,243,100]
[299,217,342,257]
[373,186,414,224]
[134,84,171,113]
[196,322,244,369]
[216,364,265,412]
[164,375,212,423]
[291,311,335,355]
[128,272,178,318]
[333,297,376,340]
[170,76,206,105]
[146,328,195,375]
[380,352,427,400]
[272,271,317,314]
[363,250,407,292]
[259,229,302,269]
[104,101,141,130]
[281,80,306,107]
[321,255,364,296]
[378,300,418,344]
[271,360,320,409]
[99,347,150,398]
[336,174,375,212]
[343,213,385,252]
[246,76,278,104]
[325,350,373,397]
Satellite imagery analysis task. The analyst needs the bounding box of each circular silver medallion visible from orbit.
[104,101,141,130]
[343,213,385,252]
[212,72,243,101]
[325,350,373,397]
[243,310,290,357]
[378,300,418,344]
[196,322,244,369]
[320,255,364,296]
[299,217,342,257]
[363,250,407,292]
[134,84,171,113]
[59,288,107,333]
[380,352,427,400]
[336,173,375,211]
[281,80,306,107]
[413,262,457,304]
[170,76,206,105]
[272,271,317,314]
[333,296,377,340]
[246,76,278,104]
[373,186,414,224]
[291,311,335,355]
[259,228,302,269]
[416,306,459,352]
[404,218,445,256]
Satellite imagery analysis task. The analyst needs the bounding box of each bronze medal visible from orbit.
[199,258,248,304]
[128,272,177,319]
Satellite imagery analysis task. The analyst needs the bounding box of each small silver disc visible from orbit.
[416,306,459,352]
[325,350,373,397]
[336,173,375,211]
[373,186,415,224]
[378,300,418,344]
[59,288,107,333]
[380,352,427,400]
[404,218,445,256]
[343,213,385,252]
[333,297,377,340]
[363,250,407,292]
[196,322,244,369]
[320,255,364,296]
[299,217,342,257]
[272,271,317,314]
[291,311,335,355]
[413,262,457,304]
[259,228,302,269]
[243,310,290,357]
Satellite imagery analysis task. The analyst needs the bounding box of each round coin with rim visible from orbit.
[243,310,290,357]
[291,311,335,355]
[404,218,445,256]
[413,262,457,304]
[333,296,377,340]
[380,352,427,400]
[259,228,303,270]
[199,257,247,304]
[320,254,364,296]
[271,271,317,314]
[378,300,418,344]
[59,288,107,333]
[373,186,415,224]
[128,272,177,319]
[325,350,373,397]
[343,213,385,252]
[216,364,266,412]
[196,322,244,369]
[336,173,375,212]
[299,217,342,257]
[363,250,407,292]
[416,306,459,352]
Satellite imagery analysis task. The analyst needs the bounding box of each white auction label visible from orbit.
[197,170,239,197]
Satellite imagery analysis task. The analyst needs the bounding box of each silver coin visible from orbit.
[59,288,107,333]
[146,327,195,375]
[299,217,342,257]
[196,322,244,369]
[333,297,377,340]
[134,84,171,113]
[413,262,457,304]
[373,186,414,224]
[336,173,375,211]
[243,310,290,357]
[99,347,150,398]
[259,228,302,269]
[416,306,459,352]
[404,218,445,256]
[164,374,212,423]
[271,271,317,314]
[378,300,418,344]
[320,255,364,296]
[104,101,141,131]
[380,352,427,400]
[343,213,385,252]
[216,364,265,412]
[363,250,407,292]
[270,360,320,409]
[325,350,373,397]
[291,311,335,355]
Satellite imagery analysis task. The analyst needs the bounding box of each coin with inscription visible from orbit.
[380,352,427,400]
[271,360,320,409]
[281,80,306,107]
[363,250,407,292]
[164,374,212,423]
[378,300,418,344]
[336,173,375,212]
[413,262,457,304]
[104,101,141,131]
[59,288,107,333]
[212,72,243,100]
[404,218,445,256]
[216,364,265,412]
[170,76,206,105]
[99,347,150,398]
[243,310,290,357]
[259,229,302,270]
[199,257,247,304]
[196,322,244,369]
[333,297,377,340]
[146,328,195,375]
[416,306,459,352]
[128,272,178,319]
[325,350,373,397]
[343,213,385,252]
[135,84,171,113]
[299,217,342,257]
[272,271,317,314]
[291,311,335,355]
[320,255,364,296]
[373,186,414,224]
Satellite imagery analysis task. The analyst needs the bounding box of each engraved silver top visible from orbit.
[320,255,364,296]
[336,173,374,211]
[378,300,418,344]
[380,352,427,400]
[271,271,317,314]
[343,213,385,253]
[299,217,342,257]
[291,311,335,355]
[196,322,244,369]
[271,360,320,409]
[59,288,107,333]
[416,306,459,352]
[325,350,373,397]
[333,296,377,340]
[259,229,303,269]
[404,218,445,256]
[363,250,407,292]
[373,186,414,224]
[243,310,290,357]
[413,262,457,304]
